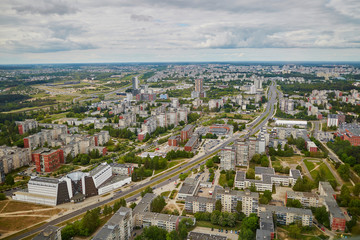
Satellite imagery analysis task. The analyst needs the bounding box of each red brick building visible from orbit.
[32,148,64,172]
[336,124,360,146]
[168,135,180,146]
[181,125,194,142]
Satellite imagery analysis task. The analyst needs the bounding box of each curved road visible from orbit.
[13,81,278,240]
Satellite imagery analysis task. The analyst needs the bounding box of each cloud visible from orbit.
[2,39,97,53]
[130,14,153,22]
[48,23,87,40]
[12,0,78,15]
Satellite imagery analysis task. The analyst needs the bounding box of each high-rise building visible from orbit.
[195,78,203,92]
[132,76,139,90]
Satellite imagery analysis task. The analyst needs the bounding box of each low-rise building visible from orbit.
[184,135,199,152]
[178,178,200,200]
[256,211,275,240]
[110,163,134,176]
[181,125,194,142]
[187,232,227,240]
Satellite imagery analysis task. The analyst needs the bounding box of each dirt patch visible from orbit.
[0,216,47,232]
[2,201,52,213]
[9,208,63,216]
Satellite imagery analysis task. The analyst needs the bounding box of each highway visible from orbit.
[13,82,278,240]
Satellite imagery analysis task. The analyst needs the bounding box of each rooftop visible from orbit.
[32,225,60,240]
[255,167,275,176]
[188,232,227,240]
[182,125,194,132]
[133,193,156,214]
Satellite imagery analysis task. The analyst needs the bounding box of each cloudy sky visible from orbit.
[1,0,360,64]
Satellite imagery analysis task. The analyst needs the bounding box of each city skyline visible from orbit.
[1,0,360,64]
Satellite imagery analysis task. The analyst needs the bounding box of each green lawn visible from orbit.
[160,191,171,197]
[303,159,316,172]
[196,221,241,230]
[218,174,227,187]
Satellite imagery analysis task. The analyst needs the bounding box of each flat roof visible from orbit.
[182,125,194,132]
[275,120,307,125]
[188,232,227,240]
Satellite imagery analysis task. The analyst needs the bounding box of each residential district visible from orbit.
[0,63,360,240]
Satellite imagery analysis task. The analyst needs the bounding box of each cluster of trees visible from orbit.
[312,206,330,228]
[103,126,136,140]
[187,112,200,123]
[135,218,193,240]
[151,195,166,213]
[279,80,356,95]
[142,156,168,170]
[103,198,127,215]
[61,208,101,240]
[141,186,153,197]
[287,136,306,151]
[132,167,153,182]
[259,190,272,204]
[202,133,218,139]
[220,170,235,187]
[238,214,259,240]
[292,176,315,192]
[251,154,270,167]
[286,199,302,208]
[66,150,101,165]
[166,150,194,160]
[194,210,238,227]
[327,137,360,175]
[268,144,294,158]
[337,164,351,181]
[275,107,317,121]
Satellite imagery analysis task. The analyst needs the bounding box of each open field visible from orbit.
[277,155,303,165]
[277,226,324,240]
[1,201,52,214]
[303,159,336,181]
[0,216,48,232]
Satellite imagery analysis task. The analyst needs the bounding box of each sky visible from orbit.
[1,0,360,64]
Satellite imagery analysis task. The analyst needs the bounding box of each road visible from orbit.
[13,82,278,240]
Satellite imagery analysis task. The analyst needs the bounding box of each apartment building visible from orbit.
[214,187,259,216]
[318,182,346,232]
[256,211,275,240]
[181,125,194,142]
[32,148,64,173]
[184,135,199,152]
[0,145,31,174]
[94,207,132,240]
[220,146,236,170]
[235,167,301,192]
[259,205,313,227]
[142,212,194,232]
[286,191,321,208]
[133,193,157,227]
[16,119,38,135]
[33,225,61,240]
[184,196,216,213]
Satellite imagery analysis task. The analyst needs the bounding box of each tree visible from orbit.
[339,185,351,207]
[238,213,259,240]
[103,205,112,215]
[130,202,137,209]
[246,168,255,179]
[314,206,330,228]
[286,199,302,208]
[292,176,314,192]
[206,158,214,168]
[337,164,350,181]
[288,224,301,238]
[151,196,166,213]
[215,199,222,212]
[354,183,360,197]
[136,226,167,240]
[235,201,242,213]
[0,193,6,200]
[113,198,126,213]
[141,186,153,197]
[5,175,14,186]
[260,190,272,204]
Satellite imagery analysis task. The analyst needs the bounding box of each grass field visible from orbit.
[161,191,171,197]
[277,155,303,164]
[0,216,48,232]
[1,201,52,213]
[304,159,336,181]
[304,159,316,171]
[218,173,227,187]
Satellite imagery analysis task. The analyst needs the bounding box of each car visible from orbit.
[235,231,237,234]
[231,230,233,234]
[211,228,214,231]
[321,227,325,231]
[133,233,137,236]
[225,230,228,233]
[218,229,221,232]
